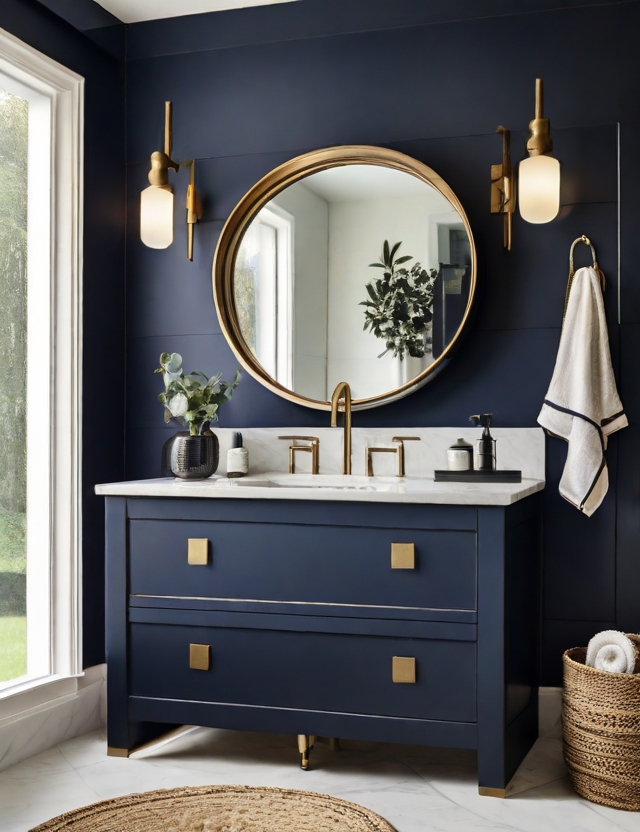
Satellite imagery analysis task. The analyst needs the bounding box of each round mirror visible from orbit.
[213,146,476,410]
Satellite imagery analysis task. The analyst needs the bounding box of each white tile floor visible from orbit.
[0,727,639,832]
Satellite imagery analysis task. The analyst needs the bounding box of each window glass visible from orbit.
[0,89,28,685]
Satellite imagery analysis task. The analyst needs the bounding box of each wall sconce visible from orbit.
[140,101,200,261]
[519,78,560,224]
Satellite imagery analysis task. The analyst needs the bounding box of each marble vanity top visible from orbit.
[95,472,544,505]
[96,427,545,506]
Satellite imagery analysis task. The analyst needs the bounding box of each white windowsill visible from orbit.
[0,668,102,724]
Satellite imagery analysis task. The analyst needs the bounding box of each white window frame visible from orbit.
[0,27,84,707]
[256,203,294,389]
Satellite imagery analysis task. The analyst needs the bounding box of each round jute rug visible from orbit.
[29,785,397,832]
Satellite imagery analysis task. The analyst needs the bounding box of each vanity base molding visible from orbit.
[105,493,541,793]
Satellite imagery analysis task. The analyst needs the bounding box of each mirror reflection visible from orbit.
[234,164,472,401]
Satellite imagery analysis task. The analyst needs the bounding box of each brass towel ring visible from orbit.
[563,235,606,323]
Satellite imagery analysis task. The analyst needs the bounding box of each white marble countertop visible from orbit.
[95,473,545,505]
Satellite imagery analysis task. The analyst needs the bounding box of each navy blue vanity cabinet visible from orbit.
[104,493,542,795]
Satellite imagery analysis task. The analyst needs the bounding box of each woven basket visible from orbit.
[562,646,640,811]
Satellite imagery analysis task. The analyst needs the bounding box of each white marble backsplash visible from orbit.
[214,427,545,481]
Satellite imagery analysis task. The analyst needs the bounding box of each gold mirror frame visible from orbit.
[213,145,477,411]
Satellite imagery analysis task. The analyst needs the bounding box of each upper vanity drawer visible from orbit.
[128,519,477,612]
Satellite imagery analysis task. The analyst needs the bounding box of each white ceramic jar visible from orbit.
[447,438,474,471]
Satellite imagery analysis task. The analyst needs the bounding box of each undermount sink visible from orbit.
[225,473,402,492]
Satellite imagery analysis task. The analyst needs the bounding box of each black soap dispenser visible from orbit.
[469,413,496,471]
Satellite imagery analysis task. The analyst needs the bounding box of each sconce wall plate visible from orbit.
[491,125,515,250]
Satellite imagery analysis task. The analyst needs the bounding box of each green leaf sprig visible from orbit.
[360,240,438,360]
[155,353,241,436]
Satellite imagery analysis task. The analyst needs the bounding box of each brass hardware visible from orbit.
[297,734,315,770]
[330,382,352,475]
[186,159,200,262]
[392,656,416,683]
[478,787,507,799]
[391,436,420,477]
[189,643,210,671]
[144,101,201,260]
[212,145,477,411]
[107,746,129,758]
[367,436,420,477]
[491,126,515,250]
[391,542,415,570]
[366,447,396,477]
[526,78,553,157]
[330,738,341,752]
[278,436,319,474]
[564,235,605,324]
[187,538,209,565]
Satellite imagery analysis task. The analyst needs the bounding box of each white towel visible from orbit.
[586,630,637,674]
[538,266,627,516]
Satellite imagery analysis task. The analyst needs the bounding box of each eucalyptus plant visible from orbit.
[155,352,240,436]
[360,240,438,360]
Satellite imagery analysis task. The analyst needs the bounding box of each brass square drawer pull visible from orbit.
[391,542,415,569]
[187,538,209,565]
[392,656,416,683]
[189,643,210,670]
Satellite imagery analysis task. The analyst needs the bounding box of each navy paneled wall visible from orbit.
[124,0,640,685]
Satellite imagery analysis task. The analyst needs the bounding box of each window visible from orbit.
[0,28,83,700]
[235,204,294,388]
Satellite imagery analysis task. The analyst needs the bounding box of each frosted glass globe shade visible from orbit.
[518,154,560,224]
[140,185,174,249]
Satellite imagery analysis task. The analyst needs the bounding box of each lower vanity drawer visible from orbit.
[129,622,477,723]
[128,519,477,612]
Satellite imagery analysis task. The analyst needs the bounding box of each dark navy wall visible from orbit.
[0,1,126,667]
[123,0,639,684]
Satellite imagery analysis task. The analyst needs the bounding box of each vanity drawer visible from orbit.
[128,519,477,611]
[129,622,476,723]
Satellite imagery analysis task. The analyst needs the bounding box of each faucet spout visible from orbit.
[330,382,352,475]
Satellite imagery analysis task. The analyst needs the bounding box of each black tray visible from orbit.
[434,469,522,483]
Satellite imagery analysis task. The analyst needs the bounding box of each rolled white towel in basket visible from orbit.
[586,630,638,674]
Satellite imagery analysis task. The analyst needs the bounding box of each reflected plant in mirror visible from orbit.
[362,240,438,361]
[155,352,240,435]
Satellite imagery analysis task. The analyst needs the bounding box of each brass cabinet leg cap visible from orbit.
[478,787,507,798]
[107,747,130,758]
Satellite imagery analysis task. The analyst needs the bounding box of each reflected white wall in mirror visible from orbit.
[233,163,472,402]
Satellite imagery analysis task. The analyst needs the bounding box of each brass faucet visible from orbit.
[366,436,421,477]
[278,436,320,474]
[330,382,352,475]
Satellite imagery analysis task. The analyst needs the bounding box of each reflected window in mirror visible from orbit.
[236,204,294,388]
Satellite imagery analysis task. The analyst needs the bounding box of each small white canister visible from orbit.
[227,447,249,477]
[447,438,473,471]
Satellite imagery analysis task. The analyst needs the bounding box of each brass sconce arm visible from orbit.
[526,78,553,156]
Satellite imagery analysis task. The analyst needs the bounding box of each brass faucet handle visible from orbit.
[278,436,319,474]
[366,447,398,477]
[278,436,319,444]
[391,436,420,477]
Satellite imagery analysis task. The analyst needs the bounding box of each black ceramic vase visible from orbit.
[162,432,219,479]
